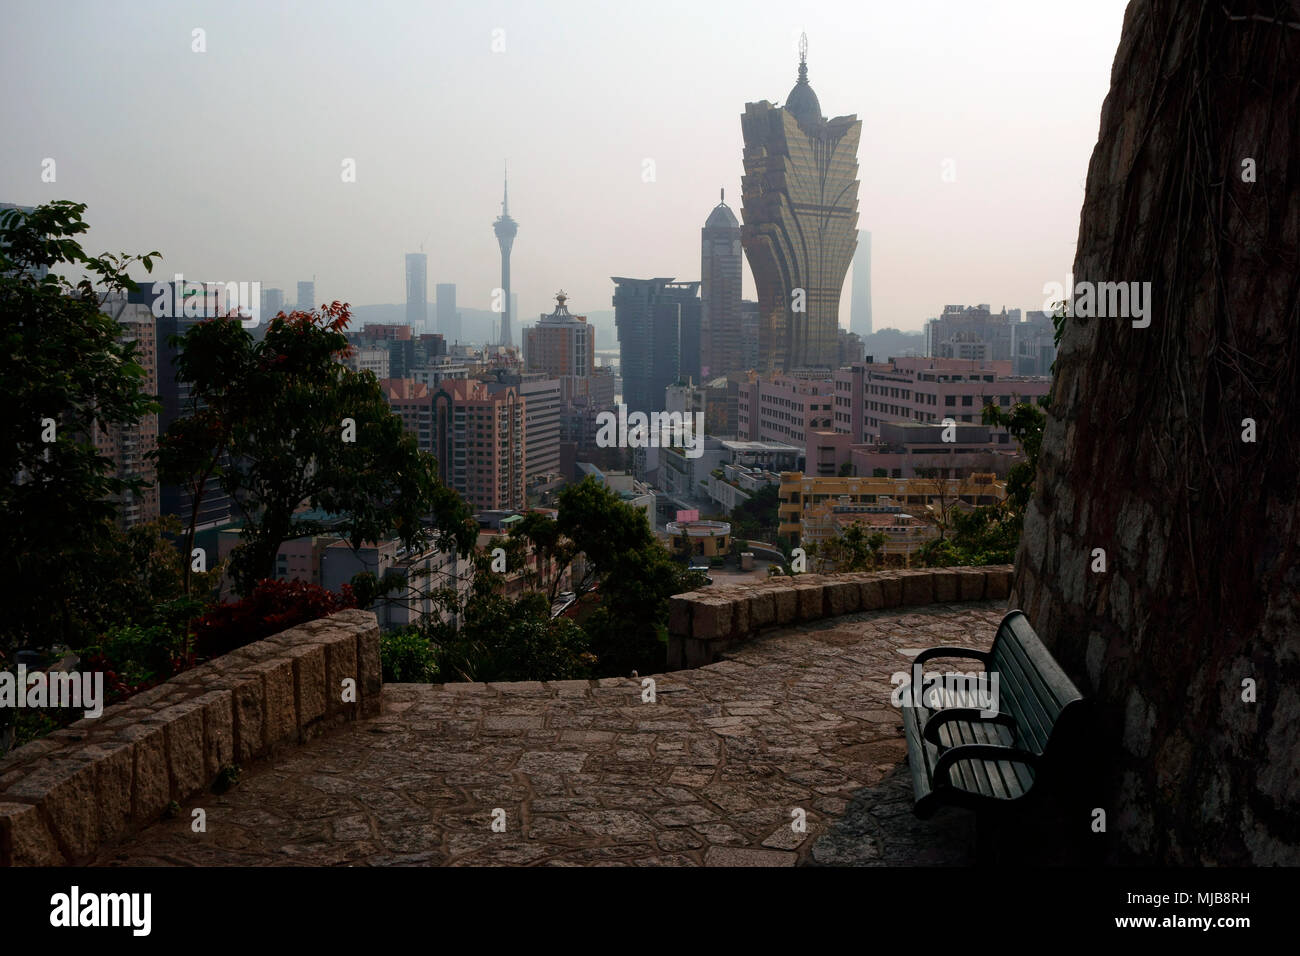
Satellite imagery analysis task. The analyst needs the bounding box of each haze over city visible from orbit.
[1,0,1128,331]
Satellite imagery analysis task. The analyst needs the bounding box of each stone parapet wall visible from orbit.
[667,566,1012,668]
[0,608,380,866]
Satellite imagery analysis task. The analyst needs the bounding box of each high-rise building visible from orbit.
[297,280,316,313]
[436,283,460,342]
[382,377,526,511]
[406,253,428,332]
[524,290,596,404]
[612,277,701,415]
[492,168,518,347]
[741,35,861,373]
[261,287,285,321]
[96,293,159,530]
[486,371,562,484]
[148,281,234,533]
[923,304,1021,361]
[851,230,872,339]
[701,190,744,378]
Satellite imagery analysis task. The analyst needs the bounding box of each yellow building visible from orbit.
[777,471,1005,541]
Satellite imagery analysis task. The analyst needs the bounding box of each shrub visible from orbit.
[192,578,356,659]
[381,627,439,682]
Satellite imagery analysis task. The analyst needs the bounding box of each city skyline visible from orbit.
[0,0,1128,333]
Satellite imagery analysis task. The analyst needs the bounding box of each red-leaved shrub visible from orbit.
[193,578,357,659]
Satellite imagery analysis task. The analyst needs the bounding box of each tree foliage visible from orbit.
[156,304,477,595]
[0,201,161,655]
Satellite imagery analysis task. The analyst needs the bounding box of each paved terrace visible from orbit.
[91,601,1003,867]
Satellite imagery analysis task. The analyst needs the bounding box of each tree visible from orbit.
[1013,2,1300,863]
[156,305,477,596]
[728,483,779,541]
[0,201,160,655]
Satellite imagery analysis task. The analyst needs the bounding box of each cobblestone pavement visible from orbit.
[92,602,1003,866]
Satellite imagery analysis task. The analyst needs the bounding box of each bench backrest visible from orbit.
[989,610,1085,757]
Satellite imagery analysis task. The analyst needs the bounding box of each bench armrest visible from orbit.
[911,645,990,668]
[922,708,1018,747]
[932,744,1039,790]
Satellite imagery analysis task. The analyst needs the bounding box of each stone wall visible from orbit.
[0,608,380,866]
[668,566,1012,667]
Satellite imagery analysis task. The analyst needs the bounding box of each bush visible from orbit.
[192,578,356,659]
[77,622,188,705]
[381,627,439,682]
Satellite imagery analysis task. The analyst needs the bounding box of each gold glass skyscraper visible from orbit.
[740,35,861,373]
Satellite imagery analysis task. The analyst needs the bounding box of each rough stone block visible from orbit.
[933,570,959,603]
[146,698,207,801]
[774,587,799,625]
[286,643,327,730]
[692,599,732,642]
[357,625,382,717]
[118,722,168,823]
[877,572,903,607]
[322,633,359,718]
[899,569,935,606]
[858,578,885,611]
[956,568,986,601]
[796,582,826,621]
[84,740,135,844]
[747,591,775,630]
[195,689,235,779]
[229,672,266,764]
[249,658,297,748]
[728,597,750,639]
[3,757,98,861]
[668,596,692,637]
[0,801,65,866]
[827,580,860,616]
[987,567,1012,600]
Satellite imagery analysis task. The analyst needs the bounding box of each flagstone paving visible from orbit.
[91,601,1004,866]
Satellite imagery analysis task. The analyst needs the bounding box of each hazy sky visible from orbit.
[1,0,1130,333]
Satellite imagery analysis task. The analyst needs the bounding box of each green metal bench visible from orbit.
[901,609,1086,819]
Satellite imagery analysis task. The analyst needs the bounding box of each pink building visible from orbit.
[736,374,835,449]
[833,357,1050,444]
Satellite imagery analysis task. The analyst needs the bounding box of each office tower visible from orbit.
[436,283,460,342]
[96,294,159,530]
[406,253,428,332]
[741,34,861,373]
[261,287,285,320]
[611,278,701,416]
[701,189,744,378]
[525,290,596,403]
[492,167,518,347]
[297,280,316,313]
[147,281,234,532]
[924,304,1018,361]
[851,230,872,339]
